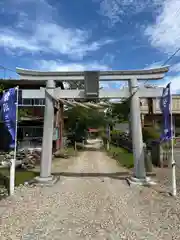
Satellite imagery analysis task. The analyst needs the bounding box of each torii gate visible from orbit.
[16,67,169,184]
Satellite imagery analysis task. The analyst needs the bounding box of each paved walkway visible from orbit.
[0,151,180,239]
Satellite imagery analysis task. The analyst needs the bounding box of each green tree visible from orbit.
[18,108,33,119]
[0,84,4,94]
[107,100,130,123]
[65,106,107,131]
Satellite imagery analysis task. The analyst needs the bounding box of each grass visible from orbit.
[64,145,78,156]
[107,144,134,169]
[54,145,78,158]
[0,168,38,187]
[0,145,78,192]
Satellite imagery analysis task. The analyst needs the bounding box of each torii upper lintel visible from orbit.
[16,66,169,81]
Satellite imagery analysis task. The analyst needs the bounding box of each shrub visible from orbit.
[110,130,123,141]
[142,127,160,143]
[110,129,122,135]
[107,145,134,169]
[99,131,108,146]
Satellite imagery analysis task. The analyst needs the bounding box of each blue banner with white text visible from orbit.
[0,88,17,148]
[160,83,172,141]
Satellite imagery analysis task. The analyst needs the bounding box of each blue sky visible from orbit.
[0,0,180,92]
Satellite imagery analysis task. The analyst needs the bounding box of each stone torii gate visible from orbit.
[16,67,169,184]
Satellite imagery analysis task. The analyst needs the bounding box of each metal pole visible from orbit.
[128,113,131,138]
[129,78,146,180]
[170,88,177,196]
[60,102,64,149]
[107,140,110,151]
[106,124,110,151]
[37,80,55,182]
[55,106,60,151]
[10,86,19,195]
[174,116,176,138]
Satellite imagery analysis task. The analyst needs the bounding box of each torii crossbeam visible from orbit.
[16,67,169,185]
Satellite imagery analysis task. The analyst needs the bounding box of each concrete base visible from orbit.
[127,176,157,186]
[31,175,60,186]
[146,172,156,177]
[35,175,53,182]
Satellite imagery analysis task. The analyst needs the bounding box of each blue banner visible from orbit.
[160,83,172,141]
[1,88,17,148]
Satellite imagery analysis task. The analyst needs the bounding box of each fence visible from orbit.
[17,138,42,150]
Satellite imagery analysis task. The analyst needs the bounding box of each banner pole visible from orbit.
[9,86,19,196]
[170,85,177,197]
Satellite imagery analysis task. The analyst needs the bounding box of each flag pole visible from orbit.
[9,86,19,196]
[170,84,177,197]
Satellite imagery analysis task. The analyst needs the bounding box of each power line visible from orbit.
[0,65,16,73]
[162,47,180,66]
[122,6,180,103]
[117,48,180,106]
[0,65,18,80]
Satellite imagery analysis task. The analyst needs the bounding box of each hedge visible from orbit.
[142,127,160,142]
[107,145,134,169]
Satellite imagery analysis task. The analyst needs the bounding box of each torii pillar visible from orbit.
[129,77,146,180]
[37,80,55,182]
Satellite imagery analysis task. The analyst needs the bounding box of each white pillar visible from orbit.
[37,80,55,182]
[129,78,146,180]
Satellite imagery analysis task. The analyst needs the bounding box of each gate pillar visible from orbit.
[129,77,146,180]
[36,80,55,182]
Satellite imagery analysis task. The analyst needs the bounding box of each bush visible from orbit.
[110,130,123,141]
[99,131,108,146]
[142,127,160,143]
[107,145,134,169]
[0,168,38,189]
[110,129,122,135]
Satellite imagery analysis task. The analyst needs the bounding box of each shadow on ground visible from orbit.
[52,171,131,180]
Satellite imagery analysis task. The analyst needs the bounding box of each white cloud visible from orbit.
[37,60,110,71]
[170,63,180,73]
[98,0,162,26]
[100,82,111,89]
[1,0,55,27]
[0,30,39,52]
[101,53,115,64]
[0,23,113,59]
[0,0,114,60]
[156,74,180,94]
[144,61,163,70]
[144,0,180,55]
[168,75,180,93]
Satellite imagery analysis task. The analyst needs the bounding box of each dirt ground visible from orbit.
[0,150,180,239]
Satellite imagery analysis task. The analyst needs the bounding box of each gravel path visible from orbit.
[0,150,180,239]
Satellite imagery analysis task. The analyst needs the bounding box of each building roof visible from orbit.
[0,79,64,89]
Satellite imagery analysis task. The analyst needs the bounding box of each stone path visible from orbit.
[0,151,180,239]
